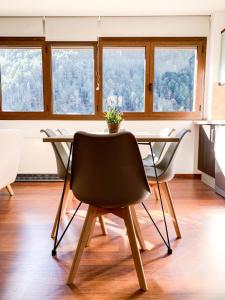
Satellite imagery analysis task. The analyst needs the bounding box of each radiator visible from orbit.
[16,174,62,182]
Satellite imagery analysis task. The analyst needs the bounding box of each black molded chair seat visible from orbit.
[67,131,151,290]
[70,131,151,209]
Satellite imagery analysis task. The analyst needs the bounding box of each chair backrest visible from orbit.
[40,129,69,179]
[152,127,175,160]
[57,128,72,150]
[157,129,191,181]
[0,129,23,189]
[70,131,150,208]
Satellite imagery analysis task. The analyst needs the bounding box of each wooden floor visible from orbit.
[1,179,225,300]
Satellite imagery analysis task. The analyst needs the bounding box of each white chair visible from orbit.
[0,129,23,196]
[144,129,190,238]
[142,128,175,167]
[140,128,175,202]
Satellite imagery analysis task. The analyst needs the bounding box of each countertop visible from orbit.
[194,120,225,125]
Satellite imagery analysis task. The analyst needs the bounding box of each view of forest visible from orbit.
[52,48,94,114]
[0,47,196,114]
[0,49,44,112]
[154,47,197,112]
[103,48,145,112]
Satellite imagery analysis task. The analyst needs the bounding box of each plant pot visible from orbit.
[107,122,120,134]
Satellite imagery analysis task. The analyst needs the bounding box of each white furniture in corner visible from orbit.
[0,129,23,196]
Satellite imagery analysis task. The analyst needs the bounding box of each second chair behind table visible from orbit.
[67,131,151,290]
[40,129,106,239]
[141,127,175,202]
[142,128,175,167]
[144,129,191,239]
[57,128,72,150]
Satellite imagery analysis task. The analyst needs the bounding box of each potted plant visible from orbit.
[105,106,123,134]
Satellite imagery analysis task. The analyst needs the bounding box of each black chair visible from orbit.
[67,131,151,291]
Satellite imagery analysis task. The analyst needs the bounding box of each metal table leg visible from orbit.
[142,142,172,255]
[52,143,81,256]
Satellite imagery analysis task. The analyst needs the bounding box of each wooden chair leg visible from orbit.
[67,206,147,290]
[158,183,169,214]
[86,216,107,247]
[52,180,106,239]
[63,190,75,214]
[152,184,159,202]
[130,206,146,251]
[85,216,97,247]
[67,206,97,284]
[162,182,182,239]
[98,216,107,235]
[51,178,71,239]
[6,184,14,196]
[124,206,148,291]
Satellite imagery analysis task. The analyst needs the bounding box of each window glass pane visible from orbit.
[0,48,44,112]
[52,48,94,115]
[153,47,197,112]
[103,47,145,112]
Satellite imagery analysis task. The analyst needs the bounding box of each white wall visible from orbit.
[210,12,225,83]
[204,12,225,118]
[45,17,99,41]
[0,17,43,36]
[100,16,209,37]
[44,16,210,40]
[0,120,198,174]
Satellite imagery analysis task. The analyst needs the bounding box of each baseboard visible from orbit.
[201,173,215,189]
[215,185,225,198]
[16,173,201,182]
[16,174,62,182]
[174,174,201,179]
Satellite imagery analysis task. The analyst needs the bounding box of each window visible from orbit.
[51,47,95,115]
[0,38,206,120]
[102,47,145,112]
[150,40,205,119]
[99,38,205,120]
[153,47,198,113]
[0,47,44,112]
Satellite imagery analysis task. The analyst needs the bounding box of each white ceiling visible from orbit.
[0,0,225,16]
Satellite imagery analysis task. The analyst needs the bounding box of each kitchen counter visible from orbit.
[194,120,225,125]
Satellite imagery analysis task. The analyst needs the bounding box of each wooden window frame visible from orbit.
[0,37,206,120]
[99,37,206,120]
[98,39,150,119]
[149,38,206,120]
[46,41,99,120]
[0,37,49,120]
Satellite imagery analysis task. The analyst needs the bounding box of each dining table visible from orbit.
[43,131,180,256]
